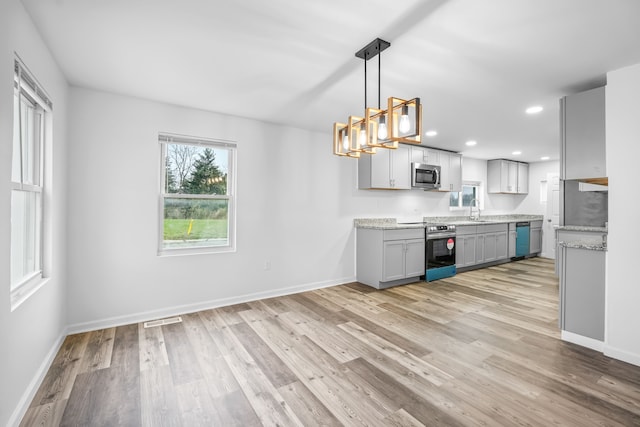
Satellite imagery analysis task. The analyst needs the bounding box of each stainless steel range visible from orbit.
[425,224,457,281]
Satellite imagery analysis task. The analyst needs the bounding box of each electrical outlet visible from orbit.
[264,261,271,271]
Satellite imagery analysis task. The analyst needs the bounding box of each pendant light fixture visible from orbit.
[333,38,423,157]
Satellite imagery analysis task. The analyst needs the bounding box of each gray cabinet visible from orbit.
[358,145,411,189]
[455,226,477,268]
[508,223,517,258]
[356,228,424,289]
[559,246,605,341]
[487,159,529,194]
[529,220,542,254]
[441,151,462,193]
[478,224,508,263]
[517,163,529,194]
[560,86,606,180]
[456,224,508,268]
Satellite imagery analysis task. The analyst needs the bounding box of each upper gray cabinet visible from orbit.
[560,86,606,180]
[358,145,411,190]
[487,159,529,194]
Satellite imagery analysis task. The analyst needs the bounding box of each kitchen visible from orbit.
[2,0,640,426]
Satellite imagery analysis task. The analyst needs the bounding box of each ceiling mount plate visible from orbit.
[355,38,391,60]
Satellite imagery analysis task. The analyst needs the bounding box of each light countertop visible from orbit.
[354,214,544,230]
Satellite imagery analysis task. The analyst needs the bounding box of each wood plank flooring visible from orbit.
[20,258,640,426]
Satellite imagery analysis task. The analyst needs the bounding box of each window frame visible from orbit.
[10,57,52,309]
[158,133,237,256]
[450,181,482,211]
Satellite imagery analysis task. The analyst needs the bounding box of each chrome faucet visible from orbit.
[469,198,480,220]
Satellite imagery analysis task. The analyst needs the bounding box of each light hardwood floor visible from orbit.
[20,258,640,426]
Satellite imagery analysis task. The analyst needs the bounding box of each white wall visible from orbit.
[0,1,69,425]
[605,62,640,366]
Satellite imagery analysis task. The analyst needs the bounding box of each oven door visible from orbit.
[426,235,456,269]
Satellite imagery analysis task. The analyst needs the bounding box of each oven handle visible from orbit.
[427,233,456,240]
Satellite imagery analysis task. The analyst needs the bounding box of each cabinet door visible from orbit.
[563,248,605,340]
[530,227,542,254]
[508,230,517,258]
[410,146,427,163]
[506,161,518,193]
[382,240,406,282]
[517,163,529,194]
[463,235,477,267]
[475,234,485,264]
[405,239,426,277]
[562,86,606,180]
[483,233,497,263]
[370,148,392,188]
[438,151,462,193]
[495,232,508,260]
[390,145,411,189]
[456,236,466,268]
[448,153,462,193]
[425,149,441,166]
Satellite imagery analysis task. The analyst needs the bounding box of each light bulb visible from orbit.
[399,105,410,134]
[358,124,367,147]
[342,135,349,150]
[378,115,388,140]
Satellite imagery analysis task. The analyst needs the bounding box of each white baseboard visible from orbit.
[561,330,604,352]
[67,276,356,334]
[8,330,68,427]
[604,344,640,367]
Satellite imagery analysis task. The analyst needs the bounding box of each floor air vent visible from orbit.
[143,316,183,328]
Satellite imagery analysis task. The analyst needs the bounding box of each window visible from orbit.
[159,134,236,255]
[11,58,52,302]
[450,181,481,209]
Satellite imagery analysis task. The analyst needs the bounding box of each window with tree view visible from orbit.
[450,182,481,209]
[159,134,236,254]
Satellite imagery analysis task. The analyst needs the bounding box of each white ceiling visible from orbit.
[21,0,640,163]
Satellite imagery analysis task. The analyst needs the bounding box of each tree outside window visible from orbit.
[159,135,236,254]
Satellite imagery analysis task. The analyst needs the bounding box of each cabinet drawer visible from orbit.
[384,228,424,241]
[456,225,477,235]
[477,223,508,233]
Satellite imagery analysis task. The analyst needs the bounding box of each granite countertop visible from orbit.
[354,214,544,230]
[556,225,608,233]
[353,218,423,230]
[559,239,607,251]
[431,214,544,226]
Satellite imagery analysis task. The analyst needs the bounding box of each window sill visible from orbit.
[158,245,236,257]
[11,274,49,312]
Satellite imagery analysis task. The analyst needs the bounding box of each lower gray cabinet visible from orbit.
[530,220,543,254]
[456,226,477,268]
[357,228,425,289]
[559,246,605,341]
[508,223,517,258]
[456,224,508,268]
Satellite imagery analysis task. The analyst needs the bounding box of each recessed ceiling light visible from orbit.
[526,105,543,114]
[465,140,477,146]
[425,130,438,137]
[512,151,522,155]
[541,156,550,160]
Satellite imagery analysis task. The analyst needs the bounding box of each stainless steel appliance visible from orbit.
[425,224,456,281]
[412,163,441,190]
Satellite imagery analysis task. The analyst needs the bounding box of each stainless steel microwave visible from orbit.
[412,163,441,190]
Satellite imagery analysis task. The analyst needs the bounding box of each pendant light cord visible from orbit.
[364,52,367,110]
[378,50,381,109]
